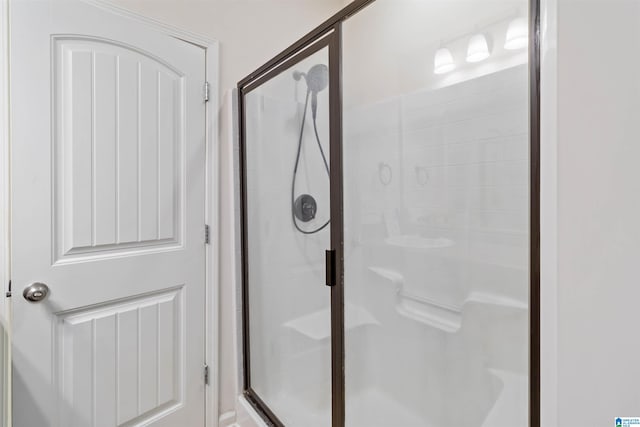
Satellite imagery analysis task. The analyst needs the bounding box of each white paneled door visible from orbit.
[10,0,207,426]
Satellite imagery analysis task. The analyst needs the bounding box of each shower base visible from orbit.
[345,388,430,427]
[264,368,525,427]
[269,387,427,427]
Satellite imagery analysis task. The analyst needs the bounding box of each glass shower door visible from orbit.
[239,1,538,425]
[241,39,335,427]
[341,1,532,426]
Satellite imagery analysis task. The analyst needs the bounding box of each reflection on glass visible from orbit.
[342,1,530,426]
[244,47,332,427]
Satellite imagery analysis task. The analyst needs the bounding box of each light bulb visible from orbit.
[466,34,490,63]
[505,17,528,50]
[434,47,455,74]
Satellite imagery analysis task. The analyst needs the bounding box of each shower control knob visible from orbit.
[303,202,315,218]
[23,282,50,303]
[294,194,318,223]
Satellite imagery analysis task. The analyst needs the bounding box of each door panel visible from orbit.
[10,0,206,425]
[53,36,184,261]
[56,287,183,426]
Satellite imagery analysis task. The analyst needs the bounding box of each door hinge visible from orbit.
[205,224,210,244]
[204,364,210,385]
[204,82,210,103]
[5,280,11,298]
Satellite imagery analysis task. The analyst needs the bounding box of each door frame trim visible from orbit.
[0,0,12,425]
[2,1,220,426]
[84,0,216,49]
[0,0,10,329]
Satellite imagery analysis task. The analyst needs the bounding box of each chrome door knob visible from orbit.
[23,282,49,302]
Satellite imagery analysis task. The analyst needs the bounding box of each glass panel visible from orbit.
[244,45,332,427]
[342,1,530,426]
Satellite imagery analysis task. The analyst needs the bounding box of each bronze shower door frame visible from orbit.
[237,0,541,425]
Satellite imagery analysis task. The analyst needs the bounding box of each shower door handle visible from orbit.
[325,249,336,287]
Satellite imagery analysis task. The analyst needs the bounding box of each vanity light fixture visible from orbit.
[466,33,490,63]
[504,17,528,50]
[434,47,456,74]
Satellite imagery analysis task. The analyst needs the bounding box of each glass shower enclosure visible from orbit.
[238,0,539,426]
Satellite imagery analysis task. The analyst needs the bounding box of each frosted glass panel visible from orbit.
[342,1,530,426]
[244,46,332,426]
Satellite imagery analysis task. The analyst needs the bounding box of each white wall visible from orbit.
[106,0,344,100]
[551,0,640,424]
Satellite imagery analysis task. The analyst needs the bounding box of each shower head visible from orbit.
[294,64,329,120]
[306,64,329,94]
[293,64,329,94]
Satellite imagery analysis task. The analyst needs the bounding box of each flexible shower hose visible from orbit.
[291,89,331,235]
